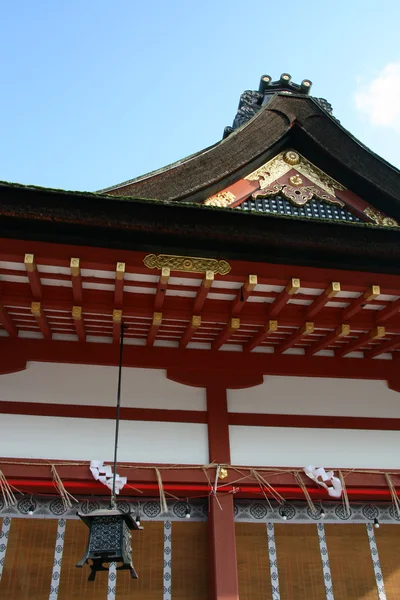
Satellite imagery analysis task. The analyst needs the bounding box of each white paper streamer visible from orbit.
[303,465,342,499]
[90,460,127,494]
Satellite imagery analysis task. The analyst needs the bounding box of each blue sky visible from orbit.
[1,0,400,192]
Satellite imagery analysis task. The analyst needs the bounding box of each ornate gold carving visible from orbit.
[219,468,229,480]
[144,254,231,275]
[204,191,236,207]
[289,174,303,186]
[245,149,346,197]
[254,183,344,208]
[283,150,300,165]
[364,207,399,227]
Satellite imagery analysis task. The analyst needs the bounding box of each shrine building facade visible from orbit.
[1,73,400,599]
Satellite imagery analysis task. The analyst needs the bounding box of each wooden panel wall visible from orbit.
[235,523,272,600]
[375,525,400,599]
[274,523,326,599]
[0,518,57,600]
[57,520,164,600]
[325,524,377,600]
[172,522,209,600]
[116,521,164,600]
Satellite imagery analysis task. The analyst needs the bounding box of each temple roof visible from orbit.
[100,74,400,225]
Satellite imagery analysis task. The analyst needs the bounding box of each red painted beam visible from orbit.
[377,297,400,324]
[0,304,17,337]
[306,282,341,319]
[70,257,83,304]
[31,302,51,339]
[342,285,380,320]
[244,319,278,352]
[231,275,257,315]
[276,322,314,354]
[1,337,399,380]
[268,278,301,318]
[72,306,86,342]
[113,309,122,343]
[212,318,240,350]
[367,336,400,359]
[337,326,385,357]
[154,267,170,311]
[193,271,214,313]
[180,315,201,348]
[114,262,125,306]
[147,312,162,346]
[306,324,350,356]
[24,253,42,299]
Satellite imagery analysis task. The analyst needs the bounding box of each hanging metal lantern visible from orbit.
[76,508,140,581]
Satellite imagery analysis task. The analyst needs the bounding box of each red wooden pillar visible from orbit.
[207,385,239,600]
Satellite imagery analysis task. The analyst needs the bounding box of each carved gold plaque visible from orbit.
[364,207,399,227]
[204,191,236,207]
[144,254,231,275]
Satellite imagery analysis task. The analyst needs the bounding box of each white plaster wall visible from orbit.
[229,425,400,469]
[0,414,208,464]
[227,376,400,418]
[0,362,206,410]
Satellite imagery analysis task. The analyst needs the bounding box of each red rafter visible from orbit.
[377,297,400,324]
[306,282,341,319]
[212,318,240,350]
[24,254,42,299]
[147,312,162,346]
[154,267,170,311]
[231,275,257,315]
[306,324,350,356]
[114,262,125,306]
[193,271,214,312]
[72,306,86,342]
[367,335,400,358]
[70,257,82,304]
[180,316,201,348]
[31,302,51,340]
[337,326,385,357]
[276,322,314,354]
[244,320,278,352]
[0,304,17,337]
[342,285,380,320]
[268,278,300,318]
[113,309,122,343]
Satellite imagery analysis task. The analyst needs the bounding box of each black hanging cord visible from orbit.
[111,322,126,507]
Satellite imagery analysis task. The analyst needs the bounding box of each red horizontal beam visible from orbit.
[0,338,398,380]
[3,400,400,431]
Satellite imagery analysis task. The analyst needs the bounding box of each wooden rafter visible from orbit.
[0,304,17,337]
[113,309,122,343]
[306,324,350,356]
[367,335,400,358]
[244,320,278,352]
[114,262,125,306]
[154,267,170,311]
[306,282,341,319]
[377,297,400,324]
[70,258,82,304]
[276,322,314,354]
[24,254,42,299]
[31,302,51,339]
[180,316,201,348]
[231,275,257,315]
[212,318,240,350]
[342,285,380,320]
[193,271,214,312]
[337,326,385,357]
[72,306,86,342]
[147,312,162,346]
[268,278,300,318]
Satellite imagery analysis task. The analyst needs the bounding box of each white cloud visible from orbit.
[354,63,400,132]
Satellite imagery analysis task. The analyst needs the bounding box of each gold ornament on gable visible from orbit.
[364,207,399,227]
[144,254,231,275]
[204,191,236,208]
